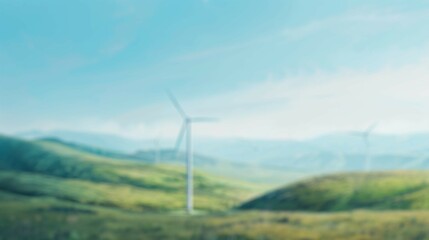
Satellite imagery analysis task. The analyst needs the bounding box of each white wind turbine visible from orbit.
[351,123,378,171]
[153,138,161,164]
[168,92,216,214]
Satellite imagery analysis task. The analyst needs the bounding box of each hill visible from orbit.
[240,171,429,211]
[37,137,297,186]
[18,130,429,180]
[2,195,429,239]
[0,135,255,212]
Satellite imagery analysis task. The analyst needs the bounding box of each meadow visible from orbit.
[2,193,429,240]
[0,135,256,212]
[3,135,429,239]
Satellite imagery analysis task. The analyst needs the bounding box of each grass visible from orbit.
[0,135,256,212]
[38,137,312,188]
[5,135,429,239]
[240,171,429,211]
[2,192,429,239]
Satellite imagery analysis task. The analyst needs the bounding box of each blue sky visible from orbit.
[2,0,429,140]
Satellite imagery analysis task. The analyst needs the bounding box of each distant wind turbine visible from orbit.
[153,139,161,164]
[351,123,378,171]
[168,92,216,214]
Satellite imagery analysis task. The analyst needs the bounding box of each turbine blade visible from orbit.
[175,122,187,153]
[167,91,187,119]
[365,122,378,135]
[349,131,364,137]
[191,117,218,122]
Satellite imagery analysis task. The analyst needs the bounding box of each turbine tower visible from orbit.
[153,139,160,164]
[352,123,378,171]
[168,92,216,214]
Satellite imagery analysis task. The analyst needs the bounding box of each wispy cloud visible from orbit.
[9,55,429,141]
[193,59,429,139]
[6,3,429,141]
[40,54,429,141]
[283,9,407,40]
[172,35,273,62]
[172,7,425,63]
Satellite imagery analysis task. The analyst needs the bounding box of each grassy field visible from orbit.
[241,171,429,211]
[53,136,309,188]
[5,135,429,239]
[2,192,429,240]
[0,135,257,212]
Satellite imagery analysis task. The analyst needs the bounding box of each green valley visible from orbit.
[0,135,255,212]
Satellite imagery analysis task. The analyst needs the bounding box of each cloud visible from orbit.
[8,56,429,141]
[282,8,420,40]
[7,5,429,141]
[172,7,423,63]
[67,55,429,141]
[172,36,272,62]
[204,61,429,139]
[101,37,133,56]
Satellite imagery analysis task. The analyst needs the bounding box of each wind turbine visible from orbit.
[351,123,378,171]
[153,139,161,164]
[168,92,216,214]
[344,123,378,205]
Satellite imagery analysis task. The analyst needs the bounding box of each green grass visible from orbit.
[0,135,256,212]
[38,137,310,188]
[6,135,429,239]
[2,193,429,240]
[240,171,429,211]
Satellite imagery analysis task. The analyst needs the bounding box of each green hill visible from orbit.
[240,171,429,211]
[0,135,255,212]
[38,137,226,167]
[38,137,296,187]
[3,195,429,240]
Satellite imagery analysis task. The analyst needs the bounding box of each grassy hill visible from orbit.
[38,137,301,187]
[240,171,429,211]
[4,135,429,239]
[2,194,429,240]
[0,135,255,212]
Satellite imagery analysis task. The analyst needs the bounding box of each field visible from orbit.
[3,135,429,239]
[2,192,429,240]
[241,171,429,211]
[0,135,257,212]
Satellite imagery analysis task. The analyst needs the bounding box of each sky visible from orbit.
[1,0,429,140]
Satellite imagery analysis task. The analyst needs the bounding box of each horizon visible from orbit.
[14,127,429,142]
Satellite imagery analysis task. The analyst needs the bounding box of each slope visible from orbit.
[240,171,429,211]
[0,135,255,211]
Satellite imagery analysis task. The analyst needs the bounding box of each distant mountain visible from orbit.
[37,137,221,167]
[240,171,429,211]
[0,135,255,212]
[16,130,152,152]
[18,129,429,157]
[36,137,298,186]
[15,130,429,183]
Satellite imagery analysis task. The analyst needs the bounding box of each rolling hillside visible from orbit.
[37,137,301,186]
[2,194,429,240]
[0,135,255,212]
[19,130,429,178]
[4,135,429,239]
[240,171,429,211]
